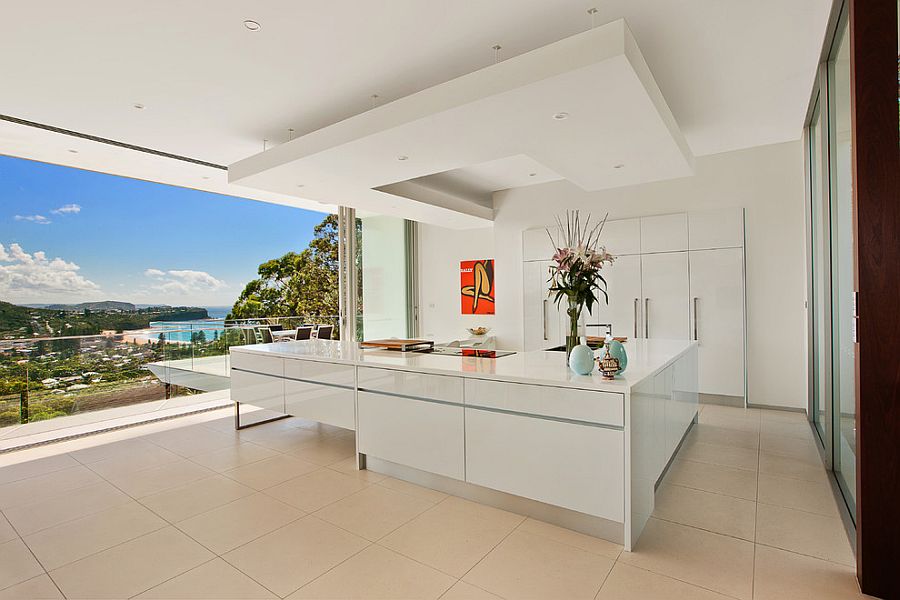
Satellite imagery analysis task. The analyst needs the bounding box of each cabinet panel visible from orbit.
[357,391,465,480]
[465,408,624,520]
[523,227,556,262]
[689,248,746,397]
[640,252,690,340]
[357,366,463,404]
[602,218,642,256]
[283,357,355,387]
[230,369,284,413]
[231,351,283,377]
[284,380,355,430]
[688,208,744,250]
[640,214,688,253]
[588,254,642,339]
[522,260,563,351]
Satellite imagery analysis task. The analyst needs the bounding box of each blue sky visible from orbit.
[0,154,325,307]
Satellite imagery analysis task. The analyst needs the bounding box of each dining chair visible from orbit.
[315,325,333,340]
[295,326,314,340]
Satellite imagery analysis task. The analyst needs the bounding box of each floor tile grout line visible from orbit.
[751,408,761,599]
[648,514,755,544]
[752,539,857,569]
[275,539,375,598]
[603,560,747,600]
[1,510,68,599]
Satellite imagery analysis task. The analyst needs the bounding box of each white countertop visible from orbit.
[230,338,697,393]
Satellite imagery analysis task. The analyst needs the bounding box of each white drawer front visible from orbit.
[285,379,355,430]
[230,351,284,377]
[231,369,285,413]
[465,408,624,521]
[464,379,623,427]
[357,367,463,404]
[283,358,355,388]
[357,391,464,480]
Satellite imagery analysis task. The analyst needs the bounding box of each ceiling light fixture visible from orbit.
[553,112,569,120]
[529,173,537,177]
[201,176,211,180]
[68,149,79,154]
[243,20,261,31]
[397,155,409,161]
[296,184,305,188]
[133,103,145,110]
[614,163,625,169]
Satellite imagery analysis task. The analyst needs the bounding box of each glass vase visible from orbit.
[565,297,583,362]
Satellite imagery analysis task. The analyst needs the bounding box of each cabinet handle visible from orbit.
[644,298,650,338]
[542,299,549,341]
[693,297,699,341]
[633,298,640,338]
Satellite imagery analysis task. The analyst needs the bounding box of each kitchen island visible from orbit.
[230,338,698,550]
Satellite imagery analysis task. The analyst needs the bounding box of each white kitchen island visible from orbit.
[230,338,698,550]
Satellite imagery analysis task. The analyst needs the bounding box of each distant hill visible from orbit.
[46,301,137,312]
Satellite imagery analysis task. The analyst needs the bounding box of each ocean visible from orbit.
[144,306,232,342]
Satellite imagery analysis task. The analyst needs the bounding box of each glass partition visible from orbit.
[356,215,412,341]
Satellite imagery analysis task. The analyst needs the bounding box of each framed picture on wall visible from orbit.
[460,259,495,315]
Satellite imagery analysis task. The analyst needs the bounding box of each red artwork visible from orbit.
[460,259,495,315]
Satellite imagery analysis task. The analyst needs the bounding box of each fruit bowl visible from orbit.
[467,326,491,337]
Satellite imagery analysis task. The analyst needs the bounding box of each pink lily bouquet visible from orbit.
[547,211,615,357]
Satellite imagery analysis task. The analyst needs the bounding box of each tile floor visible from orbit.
[0,404,871,599]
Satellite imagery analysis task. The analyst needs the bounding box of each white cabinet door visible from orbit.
[357,391,465,480]
[230,369,284,413]
[689,208,745,250]
[284,380,355,430]
[602,218,641,256]
[689,248,746,397]
[523,226,557,262]
[523,260,563,350]
[640,252,690,340]
[465,408,624,521]
[640,214,688,253]
[589,254,642,340]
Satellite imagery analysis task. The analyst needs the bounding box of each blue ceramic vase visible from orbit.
[569,337,595,376]
[606,339,628,374]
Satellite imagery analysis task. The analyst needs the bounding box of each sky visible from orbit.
[0,154,326,307]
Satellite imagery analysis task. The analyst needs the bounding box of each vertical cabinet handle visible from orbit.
[693,297,699,341]
[633,298,640,338]
[542,299,549,341]
[644,298,650,338]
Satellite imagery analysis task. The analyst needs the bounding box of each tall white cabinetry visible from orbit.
[522,208,746,401]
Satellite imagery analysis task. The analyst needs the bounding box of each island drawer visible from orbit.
[357,366,463,404]
[285,379,355,430]
[357,390,464,480]
[283,357,355,388]
[464,379,624,426]
[231,368,285,414]
[230,351,284,377]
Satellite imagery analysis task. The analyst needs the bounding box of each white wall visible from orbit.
[417,225,495,343]
[417,140,808,409]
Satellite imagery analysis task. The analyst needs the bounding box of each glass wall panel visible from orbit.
[357,215,411,341]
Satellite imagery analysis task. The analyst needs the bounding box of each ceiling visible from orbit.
[0,1,831,217]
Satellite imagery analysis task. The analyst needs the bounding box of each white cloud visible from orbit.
[14,214,51,225]
[143,268,226,296]
[0,243,101,301]
[52,204,82,215]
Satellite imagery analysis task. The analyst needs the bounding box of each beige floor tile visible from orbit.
[288,544,455,600]
[240,427,323,453]
[189,442,279,472]
[176,492,303,554]
[753,545,867,600]
[224,516,368,597]
[381,496,524,577]
[140,474,255,522]
[619,518,754,599]
[596,562,733,600]
[87,444,182,479]
[265,468,368,512]
[760,418,816,441]
[24,501,167,570]
[106,458,213,498]
[700,405,760,420]
[0,574,62,599]
[463,529,613,600]
[757,473,840,516]
[0,538,44,590]
[4,480,131,535]
[146,427,241,457]
[288,435,357,466]
[517,517,623,560]
[0,514,18,543]
[653,483,756,540]
[760,433,822,463]
[663,460,757,500]
[439,581,503,600]
[685,424,759,450]
[135,558,276,599]
[678,440,759,471]
[67,437,158,465]
[698,413,761,434]
[223,454,320,490]
[0,465,102,509]
[756,503,855,566]
[759,409,809,423]
[0,454,79,485]
[759,452,829,483]
[328,457,388,483]
[294,421,353,437]
[50,526,213,599]
[313,484,434,541]
[377,476,449,503]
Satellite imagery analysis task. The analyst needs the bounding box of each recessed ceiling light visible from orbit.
[201,176,210,180]
[68,149,79,154]
[613,163,625,169]
[296,184,305,188]
[553,112,569,120]
[528,173,537,177]
[397,155,409,161]
[133,103,145,110]
[243,20,261,31]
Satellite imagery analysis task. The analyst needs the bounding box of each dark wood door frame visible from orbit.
[851,0,900,597]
